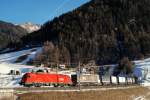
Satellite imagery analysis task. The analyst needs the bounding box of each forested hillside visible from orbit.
[0,21,27,50]
[23,0,150,65]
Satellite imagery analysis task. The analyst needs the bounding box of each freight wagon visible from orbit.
[70,74,100,86]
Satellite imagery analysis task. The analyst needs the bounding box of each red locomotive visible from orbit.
[20,72,72,87]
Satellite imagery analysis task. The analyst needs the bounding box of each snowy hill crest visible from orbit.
[19,22,41,33]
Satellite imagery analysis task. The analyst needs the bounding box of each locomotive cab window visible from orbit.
[23,74,31,78]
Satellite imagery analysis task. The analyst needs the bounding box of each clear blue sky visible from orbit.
[0,0,90,24]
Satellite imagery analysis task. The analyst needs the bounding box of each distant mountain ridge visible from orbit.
[22,0,150,65]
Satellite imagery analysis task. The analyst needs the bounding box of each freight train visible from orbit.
[20,72,72,87]
[20,72,101,87]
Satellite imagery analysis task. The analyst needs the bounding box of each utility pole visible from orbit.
[56,63,59,87]
[78,61,81,90]
[78,37,82,91]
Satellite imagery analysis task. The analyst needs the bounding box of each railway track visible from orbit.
[0,84,140,95]
[0,84,138,94]
[0,84,139,90]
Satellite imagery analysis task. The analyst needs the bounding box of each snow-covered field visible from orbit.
[0,47,42,64]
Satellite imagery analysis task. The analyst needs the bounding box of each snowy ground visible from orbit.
[0,64,33,88]
[0,47,42,64]
[0,75,22,88]
[133,59,150,86]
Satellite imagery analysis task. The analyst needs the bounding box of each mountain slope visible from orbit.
[0,20,27,50]
[22,0,150,65]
